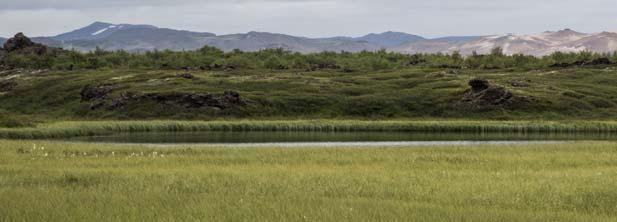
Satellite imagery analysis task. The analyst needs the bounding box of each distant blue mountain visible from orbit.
[28,22,384,52]
[5,21,494,54]
[0,37,6,46]
[355,31,425,46]
[52,22,198,42]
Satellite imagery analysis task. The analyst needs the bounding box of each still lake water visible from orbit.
[68,131,617,147]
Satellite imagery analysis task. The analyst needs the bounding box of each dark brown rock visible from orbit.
[223,91,246,106]
[88,100,106,110]
[108,92,139,110]
[3,33,47,55]
[87,90,247,111]
[140,91,244,109]
[178,73,195,79]
[468,78,490,92]
[588,58,612,66]
[0,80,17,92]
[462,79,519,106]
[80,84,114,101]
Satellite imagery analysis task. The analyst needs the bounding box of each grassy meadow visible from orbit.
[1,140,617,221]
[3,43,617,221]
[3,66,617,124]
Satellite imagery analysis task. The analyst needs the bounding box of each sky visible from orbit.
[1,0,616,38]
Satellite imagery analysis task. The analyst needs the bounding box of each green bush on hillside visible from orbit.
[1,43,616,71]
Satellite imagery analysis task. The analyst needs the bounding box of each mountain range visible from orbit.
[2,22,616,56]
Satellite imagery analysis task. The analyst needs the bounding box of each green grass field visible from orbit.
[1,140,617,221]
[4,37,617,221]
[3,66,617,123]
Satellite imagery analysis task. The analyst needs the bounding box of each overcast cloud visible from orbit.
[1,0,616,38]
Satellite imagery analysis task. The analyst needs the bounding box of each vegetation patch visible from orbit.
[1,33,617,120]
[2,140,617,221]
[3,120,617,139]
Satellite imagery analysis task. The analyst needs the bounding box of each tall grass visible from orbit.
[1,140,617,221]
[3,120,617,139]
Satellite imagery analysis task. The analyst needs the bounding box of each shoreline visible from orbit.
[3,120,617,139]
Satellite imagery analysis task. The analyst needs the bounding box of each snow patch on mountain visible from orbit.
[92,28,109,36]
[92,25,124,36]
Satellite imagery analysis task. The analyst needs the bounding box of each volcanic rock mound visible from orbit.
[178,73,195,79]
[80,83,247,111]
[0,80,17,92]
[468,78,490,92]
[461,78,519,106]
[2,33,47,55]
[139,91,245,109]
[80,84,114,101]
[588,57,612,66]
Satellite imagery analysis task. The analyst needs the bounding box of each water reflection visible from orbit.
[70,131,617,144]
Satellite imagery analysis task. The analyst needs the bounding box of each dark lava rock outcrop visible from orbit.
[80,83,247,111]
[178,73,195,79]
[2,33,47,55]
[109,91,246,110]
[134,91,245,109]
[110,91,246,109]
[589,57,613,65]
[468,79,490,91]
[461,78,524,107]
[0,80,17,92]
[80,84,114,101]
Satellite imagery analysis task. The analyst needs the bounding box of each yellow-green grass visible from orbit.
[4,120,617,139]
[1,140,617,221]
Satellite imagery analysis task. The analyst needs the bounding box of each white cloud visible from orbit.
[0,9,90,37]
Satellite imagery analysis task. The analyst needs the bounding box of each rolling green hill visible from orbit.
[2,33,617,126]
[2,66,617,125]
